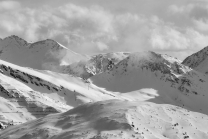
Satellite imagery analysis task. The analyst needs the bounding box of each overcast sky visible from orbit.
[1,0,208,60]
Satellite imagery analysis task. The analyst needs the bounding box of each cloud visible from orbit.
[150,27,189,50]
[0,2,208,60]
[168,3,208,31]
[193,19,208,31]
[168,4,193,14]
[96,42,109,51]
[0,0,21,11]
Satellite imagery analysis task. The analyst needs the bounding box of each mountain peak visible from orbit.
[128,51,166,63]
[3,35,26,41]
[1,35,68,50]
[2,35,28,46]
[182,46,208,73]
[28,38,69,51]
[129,51,182,64]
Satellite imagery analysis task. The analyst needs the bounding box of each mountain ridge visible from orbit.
[0,35,88,71]
[0,35,208,138]
[90,51,208,115]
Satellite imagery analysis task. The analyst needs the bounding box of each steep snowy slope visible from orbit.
[0,72,70,129]
[90,52,208,115]
[1,100,208,139]
[0,59,119,108]
[62,52,129,79]
[182,46,208,74]
[0,35,88,71]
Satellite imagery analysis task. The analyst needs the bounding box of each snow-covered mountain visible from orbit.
[0,35,129,79]
[0,59,118,107]
[90,51,208,115]
[1,100,208,139]
[62,52,129,79]
[1,35,208,138]
[0,35,88,71]
[0,59,121,129]
[182,46,208,74]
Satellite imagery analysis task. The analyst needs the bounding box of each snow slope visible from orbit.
[0,59,119,108]
[1,100,208,139]
[182,46,208,74]
[0,71,70,129]
[0,35,88,71]
[90,52,208,115]
[0,58,125,130]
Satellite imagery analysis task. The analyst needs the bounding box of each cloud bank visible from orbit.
[1,0,208,60]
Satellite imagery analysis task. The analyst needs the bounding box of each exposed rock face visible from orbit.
[62,52,129,79]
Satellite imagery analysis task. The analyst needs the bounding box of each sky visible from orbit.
[1,0,208,60]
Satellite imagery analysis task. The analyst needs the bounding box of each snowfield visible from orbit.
[1,100,208,139]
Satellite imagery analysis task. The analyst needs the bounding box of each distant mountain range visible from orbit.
[0,35,208,139]
[0,35,88,71]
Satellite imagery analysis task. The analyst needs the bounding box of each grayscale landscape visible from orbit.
[0,0,208,139]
